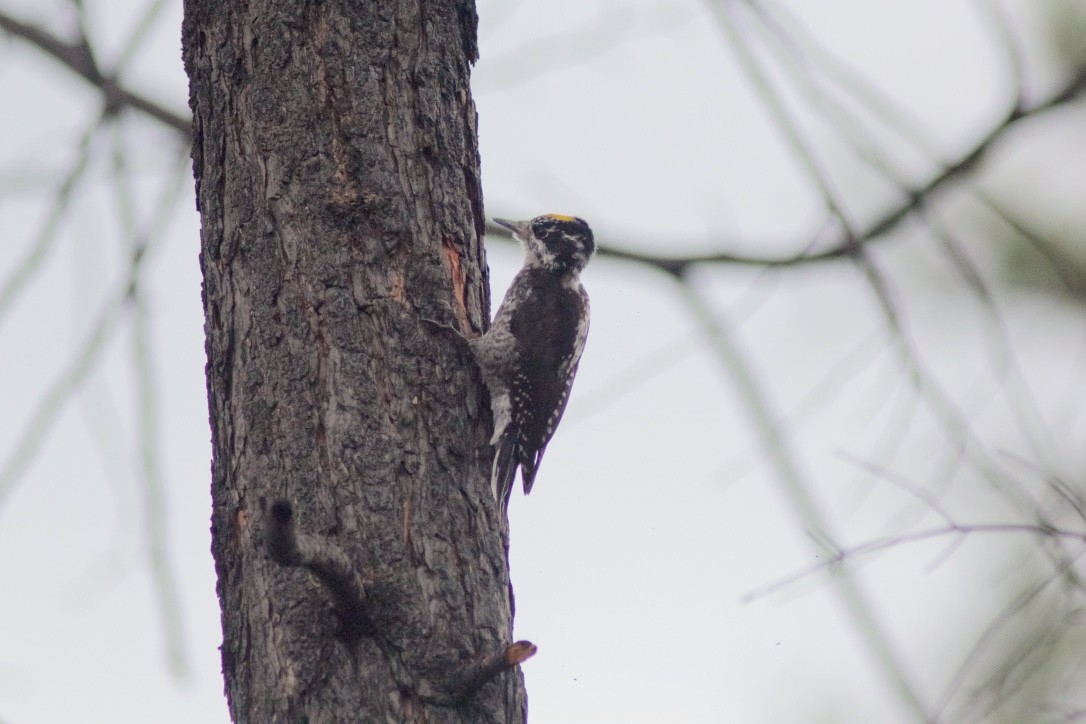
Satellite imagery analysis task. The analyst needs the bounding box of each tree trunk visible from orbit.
[182,2,525,721]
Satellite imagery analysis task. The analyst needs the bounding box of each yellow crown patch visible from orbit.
[544,213,577,222]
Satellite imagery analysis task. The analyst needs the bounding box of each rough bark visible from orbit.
[182,1,525,721]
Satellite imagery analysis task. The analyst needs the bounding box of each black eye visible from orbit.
[531,217,556,240]
[530,216,595,265]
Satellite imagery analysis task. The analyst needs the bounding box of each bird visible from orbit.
[468,214,595,510]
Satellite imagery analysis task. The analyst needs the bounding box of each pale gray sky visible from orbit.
[2,1,1085,722]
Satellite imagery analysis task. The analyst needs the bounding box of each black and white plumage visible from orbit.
[469,214,595,510]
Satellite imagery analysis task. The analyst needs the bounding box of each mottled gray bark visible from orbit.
[182,1,526,721]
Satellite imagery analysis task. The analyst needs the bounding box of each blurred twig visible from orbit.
[0,136,191,670]
[924,212,1060,468]
[114,0,170,74]
[5,6,1086,277]
[971,0,1028,104]
[569,47,1086,275]
[745,523,1086,602]
[0,260,135,503]
[480,3,691,89]
[1,1,193,681]
[673,273,928,719]
[0,10,189,134]
[932,546,1086,720]
[110,124,194,677]
[0,121,97,326]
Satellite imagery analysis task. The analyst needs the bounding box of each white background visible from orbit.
[2,0,1085,722]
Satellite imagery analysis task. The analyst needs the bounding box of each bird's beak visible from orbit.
[493,217,530,239]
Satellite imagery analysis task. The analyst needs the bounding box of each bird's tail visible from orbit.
[492,429,518,511]
[520,452,540,496]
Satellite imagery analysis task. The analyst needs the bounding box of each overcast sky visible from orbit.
[2,0,1085,722]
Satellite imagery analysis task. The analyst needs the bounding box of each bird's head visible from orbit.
[494,214,595,274]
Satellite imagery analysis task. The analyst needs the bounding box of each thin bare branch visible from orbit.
[971,0,1027,107]
[491,19,1086,279]
[925,211,1061,468]
[701,2,1072,536]
[750,0,948,162]
[7,6,1086,280]
[746,524,1086,604]
[714,329,888,482]
[709,0,862,247]
[0,10,189,134]
[116,134,194,677]
[0,144,188,506]
[115,0,170,75]
[931,546,1086,720]
[480,4,690,89]
[999,452,1086,532]
[744,0,920,191]
[0,122,97,326]
[838,453,959,530]
[673,273,928,719]
[971,188,1086,298]
[0,270,132,504]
